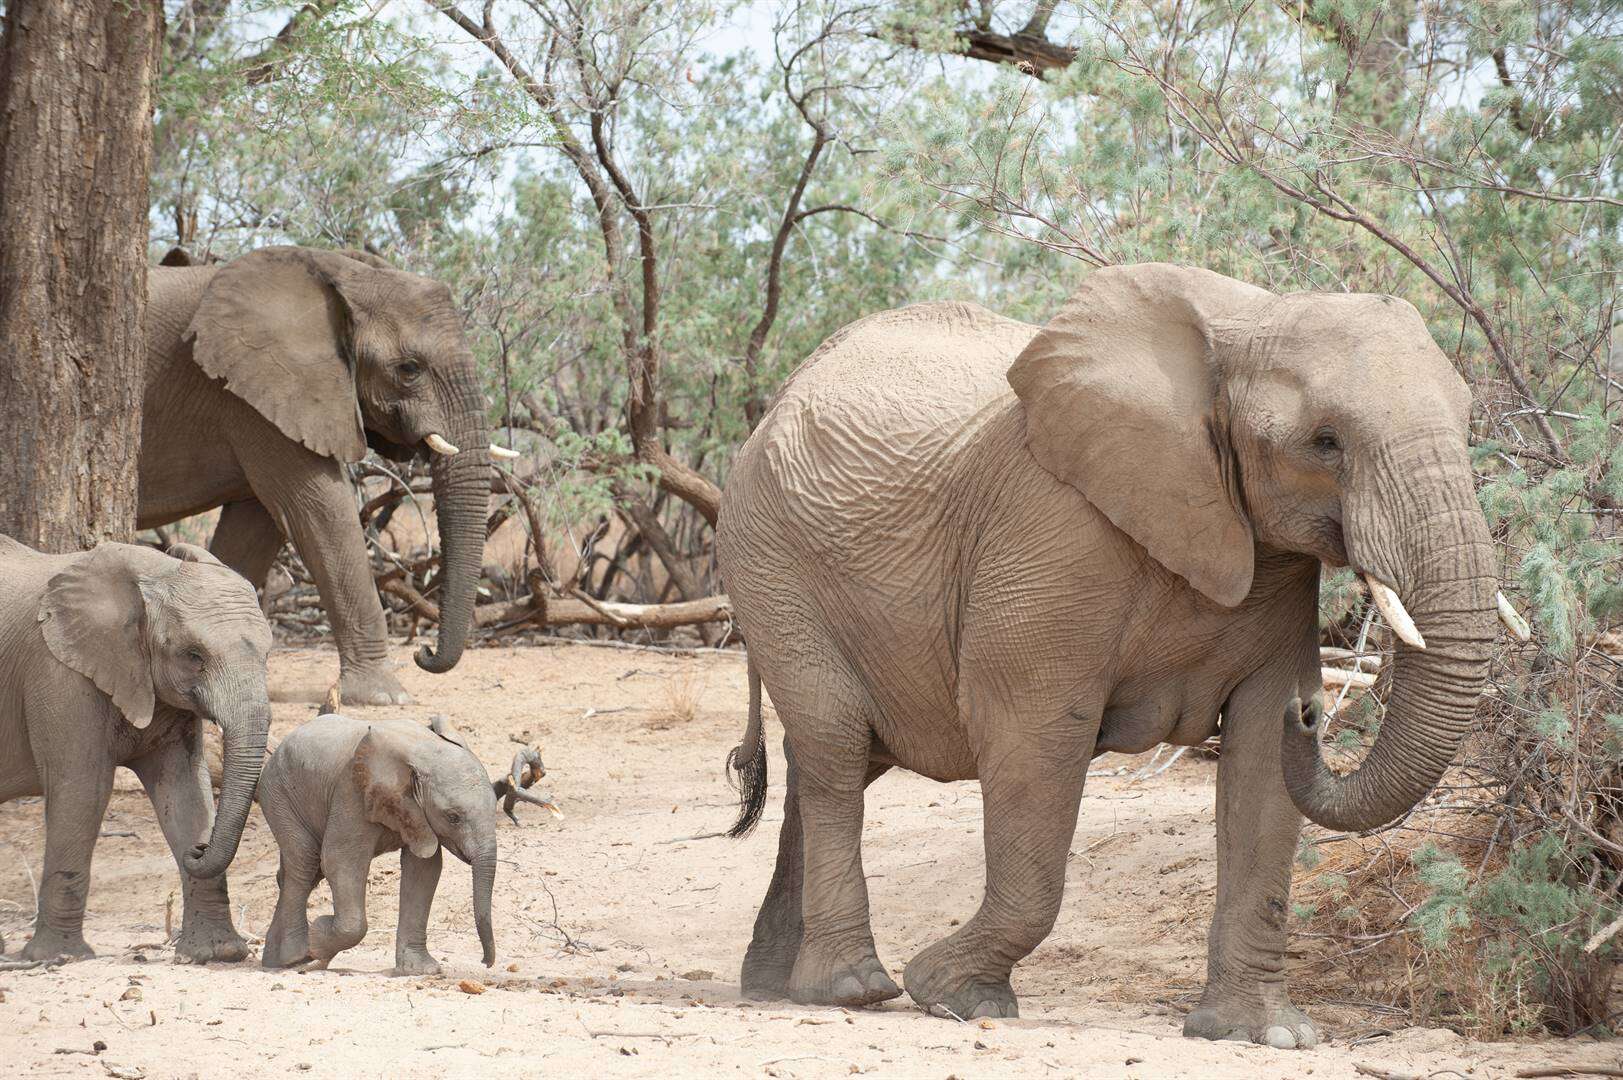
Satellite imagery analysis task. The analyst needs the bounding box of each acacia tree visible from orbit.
[0,1,163,550]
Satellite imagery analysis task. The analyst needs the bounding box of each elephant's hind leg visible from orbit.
[904,693,1094,1020]
[262,832,321,969]
[771,666,899,1009]
[309,845,370,967]
[209,498,285,594]
[741,744,889,1000]
[19,747,115,963]
[128,731,249,963]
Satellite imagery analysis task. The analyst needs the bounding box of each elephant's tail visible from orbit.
[725,655,767,838]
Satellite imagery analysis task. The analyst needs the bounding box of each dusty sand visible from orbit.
[1,643,1616,1079]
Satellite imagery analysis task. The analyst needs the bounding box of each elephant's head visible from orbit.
[352,717,504,966]
[184,245,502,674]
[1009,262,1519,833]
[38,543,273,878]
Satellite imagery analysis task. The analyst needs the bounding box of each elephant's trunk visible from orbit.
[416,362,490,674]
[472,845,496,967]
[1282,448,1497,832]
[183,697,271,879]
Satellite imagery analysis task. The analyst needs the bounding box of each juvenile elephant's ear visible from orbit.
[184,246,384,463]
[353,727,439,859]
[37,544,161,729]
[1007,263,1271,608]
[166,542,225,567]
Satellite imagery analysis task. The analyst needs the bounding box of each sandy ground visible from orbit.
[1,643,1617,1079]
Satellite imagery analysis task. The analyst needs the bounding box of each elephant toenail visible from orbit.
[1262,1025,1296,1049]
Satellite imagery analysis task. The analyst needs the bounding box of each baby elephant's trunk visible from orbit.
[472,846,496,967]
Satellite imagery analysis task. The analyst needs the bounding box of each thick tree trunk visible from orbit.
[0,0,162,551]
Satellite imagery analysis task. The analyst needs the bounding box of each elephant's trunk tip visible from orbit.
[414,641,459,673]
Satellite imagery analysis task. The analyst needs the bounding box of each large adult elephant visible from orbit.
[718,263,1528,1046]
[140,246,508,704]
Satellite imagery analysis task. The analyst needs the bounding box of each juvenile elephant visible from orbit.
[258,714,557,974]
[140,246,514,706]
[718,264,1529,1045]
[0,539,272,966]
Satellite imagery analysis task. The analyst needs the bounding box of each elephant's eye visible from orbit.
[397,359,425,381]
[1312,429,1342,457]
[445,810,461,825]
[186,647,206,667]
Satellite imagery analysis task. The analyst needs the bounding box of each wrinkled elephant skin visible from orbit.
[138,246,492,706]
[717,264,1503,1046]
[258,714,510,974]
[0,539,272,966]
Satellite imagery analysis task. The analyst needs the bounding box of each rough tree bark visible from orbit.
[0,0,163,551]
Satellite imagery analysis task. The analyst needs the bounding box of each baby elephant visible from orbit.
[259,713,558,974]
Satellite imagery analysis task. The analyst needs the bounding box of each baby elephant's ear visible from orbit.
[37,544,158,729]
[352,728,438,858]
[426,714,469,750]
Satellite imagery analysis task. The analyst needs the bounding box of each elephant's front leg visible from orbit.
[238,436,411,706]
[1184,667,1318,1049]
[394,847,442,975]
[128,728,248,964]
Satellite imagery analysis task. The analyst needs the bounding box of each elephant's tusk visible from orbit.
[489,444,521,460]
[1364,574,1426,651]
[1497,591,1532,642]
[425,433,460,456]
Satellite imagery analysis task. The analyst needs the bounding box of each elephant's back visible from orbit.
[727,301,1037,549]
[0,538,76,620]
[145,266,217,366]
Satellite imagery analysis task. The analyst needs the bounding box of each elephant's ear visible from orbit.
[184,246,383,463]
[426,714,469,750]
[353,727,439,858]
[1007,263,1271,608]
[165,542,225,567]
[37,544,160,729]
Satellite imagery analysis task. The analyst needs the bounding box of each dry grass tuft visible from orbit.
[649,668,704,730]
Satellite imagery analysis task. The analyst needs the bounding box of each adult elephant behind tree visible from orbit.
[718,263,1531,1047]
[139,246,512,705]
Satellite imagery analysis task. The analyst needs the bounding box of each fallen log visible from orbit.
[379,575,731,632]
[1322,666,1378,690]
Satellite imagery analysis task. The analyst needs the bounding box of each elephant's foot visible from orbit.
[394,947,441,976]
[338,666,412,707]
[261,942,313,970]
[1184,996,1319,1049]
[308,914,364,964]
[174,917,249,964]
[17,926,95,965]
[741,955,793,1001]
[740,930,800,1001]
[903,940,1019,1020]
[788,939,899,1008]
